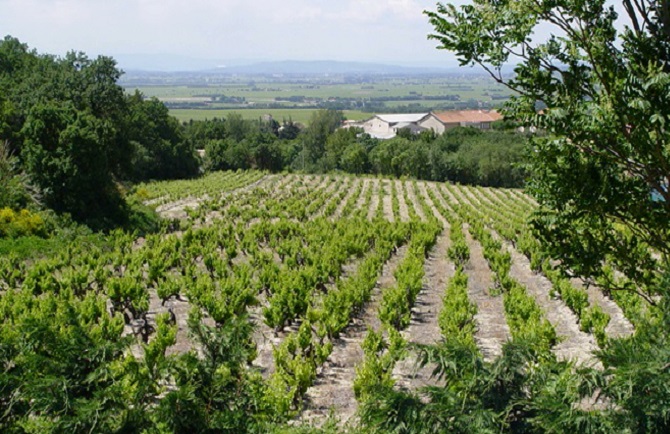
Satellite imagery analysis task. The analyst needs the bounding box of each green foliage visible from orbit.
[447,219,469,267]
[339,142,369,174]
[379,222,440,330]
[354,328,406,402]
[588,274,670,433]
[155,311,270,433]
[0,141,37,209]
[0,287,132,433]
[0,216,101,259]
[443,130,526,187]
[21,100,125,223]
[359,339,613,434]
[0,37,199,227]
[123,196,162,236]
[419,1,670,431]
[439,268,477,348]
[0,207,45,238]
[125,92,199,181]
[198,113,291,172]
[182,108,525,186]
[581,305,610,348]
[427,0,669,308]
[302,109,345,166]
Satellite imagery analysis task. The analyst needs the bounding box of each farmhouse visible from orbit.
[358,113,431,139]
[426,110,503,133]
[346,110,504,139]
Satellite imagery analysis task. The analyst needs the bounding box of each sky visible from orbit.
[0,0,468,70]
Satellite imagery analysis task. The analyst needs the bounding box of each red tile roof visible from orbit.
[433,110,503,124]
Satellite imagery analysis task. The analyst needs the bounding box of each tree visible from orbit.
[21,101,124,223]
[0,140,37,209]
[252,140,284,172]
[426,1,670,430]
[301,109,344,167]
[0,40,133,225]
[340,142,369,174]
[323,127,358,171]
[278,117,301,140]
[125,92,199,181]
[225,113,252,143]
[426,0,669,299]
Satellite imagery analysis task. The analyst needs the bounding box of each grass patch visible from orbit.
[0,231,107,260]
[169,108,369,125]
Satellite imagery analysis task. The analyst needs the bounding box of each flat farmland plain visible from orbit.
[123,74,513,124]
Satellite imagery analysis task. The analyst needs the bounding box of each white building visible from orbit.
[343,110,504,139]
[358,113,430,139]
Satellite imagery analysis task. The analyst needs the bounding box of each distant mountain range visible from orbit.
[202,60,454,75]
[114,54,510,76]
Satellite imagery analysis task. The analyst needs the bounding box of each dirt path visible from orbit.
[157,174,276,219]
[459,186,486,210]
[249,298,283,377]
[355,178,372,215]
[418,182,448,226]
[145,289,195,357]
[572,278,635,339]
[393,229,454,390]
[394,180,410,222]
[367,179,381,221]
[464,227,511,361]
[313,177,345,219]
[381,180,395,222]
[506,245,600,367]
[427,183,456,215]
[300,245,410,426]
[404,181,427,222]
[330,178,359,220]
[510,189,538,207]
[439,184,462,208]
[446,185,601,366]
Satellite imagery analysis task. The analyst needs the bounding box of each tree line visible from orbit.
[0,36,200,229]
[190,110,526,188]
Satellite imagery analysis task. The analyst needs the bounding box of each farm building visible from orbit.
[427,110,503,133]
[345,110,503,139]
[357,113,431,139]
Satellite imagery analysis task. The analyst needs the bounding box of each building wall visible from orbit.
[363,117,393,137]
[419,115,446,134]
[462,121,491,129]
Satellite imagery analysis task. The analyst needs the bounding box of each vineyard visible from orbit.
[0,170,648,432]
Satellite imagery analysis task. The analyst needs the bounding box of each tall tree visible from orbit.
[125,92,199,181]
[20,101,123,222]
[425,1,670,431]
[427,0,669,303]
[301,109,344,167]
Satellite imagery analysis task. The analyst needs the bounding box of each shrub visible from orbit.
[0,207,45,238]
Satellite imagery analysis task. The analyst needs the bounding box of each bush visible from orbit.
[0,207,46,238]
[124,197,162,236]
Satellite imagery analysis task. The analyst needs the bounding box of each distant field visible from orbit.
[170,108,370,124]
[130,76,508,101]
[128,75,512,125]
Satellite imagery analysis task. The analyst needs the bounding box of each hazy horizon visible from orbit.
[1,0,468,71]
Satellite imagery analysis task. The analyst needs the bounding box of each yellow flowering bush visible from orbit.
[0,207,45,237]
